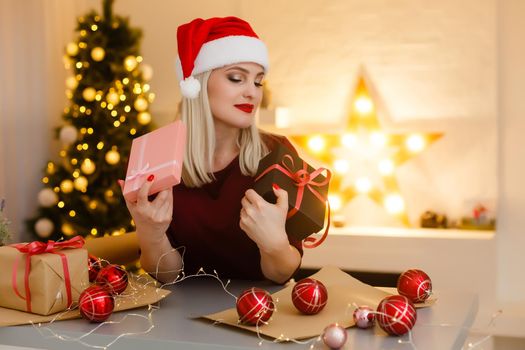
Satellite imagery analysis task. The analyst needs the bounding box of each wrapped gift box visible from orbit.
[253,145,330,241]
[123,120,187,202]
[0,237,89,315]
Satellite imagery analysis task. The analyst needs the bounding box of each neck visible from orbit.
[213,122,240,172]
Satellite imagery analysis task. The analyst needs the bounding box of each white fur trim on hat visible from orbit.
[175,35,269,99]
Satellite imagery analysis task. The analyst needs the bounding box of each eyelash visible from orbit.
[228,77,263,87]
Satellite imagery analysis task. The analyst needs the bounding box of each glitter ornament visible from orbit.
[88,254,102,282]
[79,285,114,322]
[37,188,58,207]
[291,278,328,315]
[34,218,54,238]
[376,295,417,336]
[59,125,78,145]
[322,323,347,349]
[95,264,128,295]
[353,305,375,329]
[236,287,274,326]
[397,268,432,303]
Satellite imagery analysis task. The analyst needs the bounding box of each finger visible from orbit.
[158,191,173,215]
[272,183,289,210]
[241,196,251,209]
[244,189,263,206]
[152,188,169,207]
[117,179,125,191]
[136,174,155,206]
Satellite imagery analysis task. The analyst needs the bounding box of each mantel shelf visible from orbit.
[321,226,495,240]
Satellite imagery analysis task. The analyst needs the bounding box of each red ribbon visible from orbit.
[255,154,332,248]
[10,236,85,313]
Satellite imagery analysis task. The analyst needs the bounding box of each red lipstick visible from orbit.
[234,104,254,113]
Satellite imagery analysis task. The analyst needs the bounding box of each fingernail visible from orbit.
[117,179,124,186]
[147,174,155,182]
[272,183,280,190]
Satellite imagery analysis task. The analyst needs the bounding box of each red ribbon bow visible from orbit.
[255,154,332,248]
[10,236,85,313]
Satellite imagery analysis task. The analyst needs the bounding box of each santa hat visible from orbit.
[175,17,269,99]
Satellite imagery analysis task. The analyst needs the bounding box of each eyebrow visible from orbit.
[225,66,265,76]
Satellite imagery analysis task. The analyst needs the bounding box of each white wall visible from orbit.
[495,0,525,334]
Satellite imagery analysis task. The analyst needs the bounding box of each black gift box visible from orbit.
[253,145,330,241]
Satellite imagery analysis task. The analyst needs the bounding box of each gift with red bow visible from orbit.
[254,145,331,247]
[0,236,89,315]
[123,120,186,202]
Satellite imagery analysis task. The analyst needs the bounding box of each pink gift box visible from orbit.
[123,121,186,202]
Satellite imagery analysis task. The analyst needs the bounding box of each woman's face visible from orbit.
[207,62,264,130]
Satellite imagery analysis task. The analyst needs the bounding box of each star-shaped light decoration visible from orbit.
[290,75,443,226]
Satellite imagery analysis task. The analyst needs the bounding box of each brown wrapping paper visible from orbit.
[203,266,435,340]
[0,245,89,316]
[0,277,171,327]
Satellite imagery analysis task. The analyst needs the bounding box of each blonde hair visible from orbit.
[180,71,269,188]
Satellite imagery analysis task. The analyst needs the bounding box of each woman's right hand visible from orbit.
[118,176,173,243]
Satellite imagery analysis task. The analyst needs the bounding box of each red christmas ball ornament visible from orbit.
[291,278,328,315]
[236,287,274,326]
[376,295,417,336]
[79,285,114,322]
[322,323,347,349]
[397,269,432,303]
[353,305,375,329]
[95,264,128,295]
[88,254,102,282]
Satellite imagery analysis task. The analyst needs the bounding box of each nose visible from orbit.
[242,81,258,99]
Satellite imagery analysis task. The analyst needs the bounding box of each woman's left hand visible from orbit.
[240,185,290,253]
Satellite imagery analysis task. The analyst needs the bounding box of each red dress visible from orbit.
[166,134,303,280]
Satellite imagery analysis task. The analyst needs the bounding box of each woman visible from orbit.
[121,17,302,284]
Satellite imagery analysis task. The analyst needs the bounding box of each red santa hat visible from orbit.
[175,16,269,99]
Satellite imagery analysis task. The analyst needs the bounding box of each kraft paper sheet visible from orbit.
[0,278,171,327]
[203,265,434,340]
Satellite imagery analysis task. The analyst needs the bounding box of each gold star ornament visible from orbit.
[290,75,443,226]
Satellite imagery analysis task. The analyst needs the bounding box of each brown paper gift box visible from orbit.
[0,242,89,316]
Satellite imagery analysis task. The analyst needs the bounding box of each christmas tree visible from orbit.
[27,0,154,240]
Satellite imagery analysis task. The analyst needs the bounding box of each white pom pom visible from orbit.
[35,218,54,238]
[179,76,201,99]
[38,188,58,207]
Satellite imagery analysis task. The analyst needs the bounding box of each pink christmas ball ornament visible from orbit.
[353,305,375,329]
[322,323,347,349]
